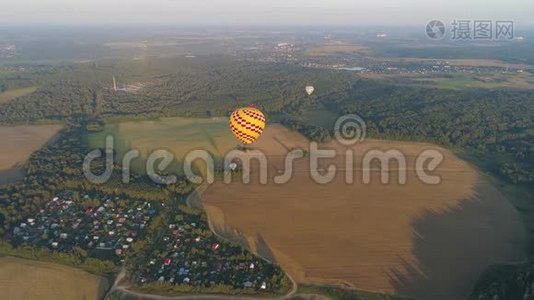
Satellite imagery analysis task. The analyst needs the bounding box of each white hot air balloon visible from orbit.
[229,163,238,171]
[305,85,315,96]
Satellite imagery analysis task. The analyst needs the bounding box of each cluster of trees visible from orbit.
[280,118,332,143]
[0,82,97,123]
[469,263,534,300]
[138,279,290,297]
[0,56,353,124]
[0,241,115,274]
[0,74,36,92]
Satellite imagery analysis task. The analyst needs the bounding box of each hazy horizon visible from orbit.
[2,0,534,27]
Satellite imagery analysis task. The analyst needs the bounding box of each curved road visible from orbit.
[109,267,298,300]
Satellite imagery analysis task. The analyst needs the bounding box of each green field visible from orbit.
[300,108,339,128]
[87,117,238,175]
[271,102,339,129]
[417,74,534,90]
[0,86,39,103]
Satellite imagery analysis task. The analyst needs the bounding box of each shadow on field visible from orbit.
[388,179,526,300]
[0,166,25,185]
[255,234,278,264]
[210,222,251,250]
[210,221,279,265]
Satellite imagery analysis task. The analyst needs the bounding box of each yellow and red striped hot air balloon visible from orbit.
[229,106,266,145]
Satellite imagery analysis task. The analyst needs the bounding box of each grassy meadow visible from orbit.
[419,74,534,90]
[87,117,239,176]
[300,107,339,129]
[0,86,39,103]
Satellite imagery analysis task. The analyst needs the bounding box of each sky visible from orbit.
[1,0,533,26]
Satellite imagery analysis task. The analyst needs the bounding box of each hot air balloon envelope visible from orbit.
[306,86,315,95]
[229,107,266,145]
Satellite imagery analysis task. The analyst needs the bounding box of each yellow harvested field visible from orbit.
[0,86,38,104]
[0,125,62,170]
[201,125,526,300]
[0,256,108,300]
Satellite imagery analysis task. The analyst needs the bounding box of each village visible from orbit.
[11,190,159,261]
[134,208,286,292]
[9,189,288,293]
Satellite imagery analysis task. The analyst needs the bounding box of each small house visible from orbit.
[211,242,220,250]
[164,257,171,266]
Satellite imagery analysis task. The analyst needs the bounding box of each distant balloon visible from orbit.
[229,163,238,171]
[229,106,266,145]
[305,86,315,96]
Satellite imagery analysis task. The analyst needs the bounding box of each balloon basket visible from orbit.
[237,144,252,152]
